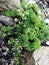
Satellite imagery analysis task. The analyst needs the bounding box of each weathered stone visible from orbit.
[0,37,3,45]
[44,18,49,24]
[0,0,22,11]
[46,41,49,45]
[9,59,14,65]
[33,46,49,65]
[46,0,49,2]
[0,23,2,27]
[0,15,13,26]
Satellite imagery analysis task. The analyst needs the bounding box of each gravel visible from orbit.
[0,36,14,65]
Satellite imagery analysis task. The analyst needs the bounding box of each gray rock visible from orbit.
[9,59,14,65]
[33,46,49,65]
[46,0,49,2]
[46,41,49,45]
[45,8,49,18]
[44,18,49,24]
[0,15,14,26]
[0,0,23,11]
[0,23,2,27]
[2,47,9,56]
[0,37,3,44]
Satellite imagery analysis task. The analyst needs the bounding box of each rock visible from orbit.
[0,60,3,65]
[27,0,36,5]
[33,46,49,65]
[0,37,4,45]
[0,15,13,26]
[46,0,49,3]
[0,23,2,27]
[9,59,14,65]
[0,0,23,11]
[45,8,49,17]
[44,18,49,24]
[46,41,49,45]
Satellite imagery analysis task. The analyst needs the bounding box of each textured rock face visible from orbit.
[46,0,49,2]
[0,0,22,11]
[33,46,49,65]
[0,15,13,26]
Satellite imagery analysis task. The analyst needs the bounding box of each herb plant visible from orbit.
[1,1,49,65]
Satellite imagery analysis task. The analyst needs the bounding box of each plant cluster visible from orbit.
[0,1,49,65]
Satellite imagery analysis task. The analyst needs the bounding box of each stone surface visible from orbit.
[33,46,49,65]
[0,15,13,26]
[0,0,22,11]
[46,41,49,45]
[0,36,14,65]
[46,0,49,2]
[44,18,49,24]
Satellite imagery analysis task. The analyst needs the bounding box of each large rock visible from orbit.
[0,0,22,11]
[46,0,49,2]
[33,46,49,65]
[0,15,13,26]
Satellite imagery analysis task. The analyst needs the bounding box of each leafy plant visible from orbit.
[4,10,22,17]
[1,1,49,65]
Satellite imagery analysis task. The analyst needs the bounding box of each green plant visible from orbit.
[4,9,22,17]
[1,1,49,65]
